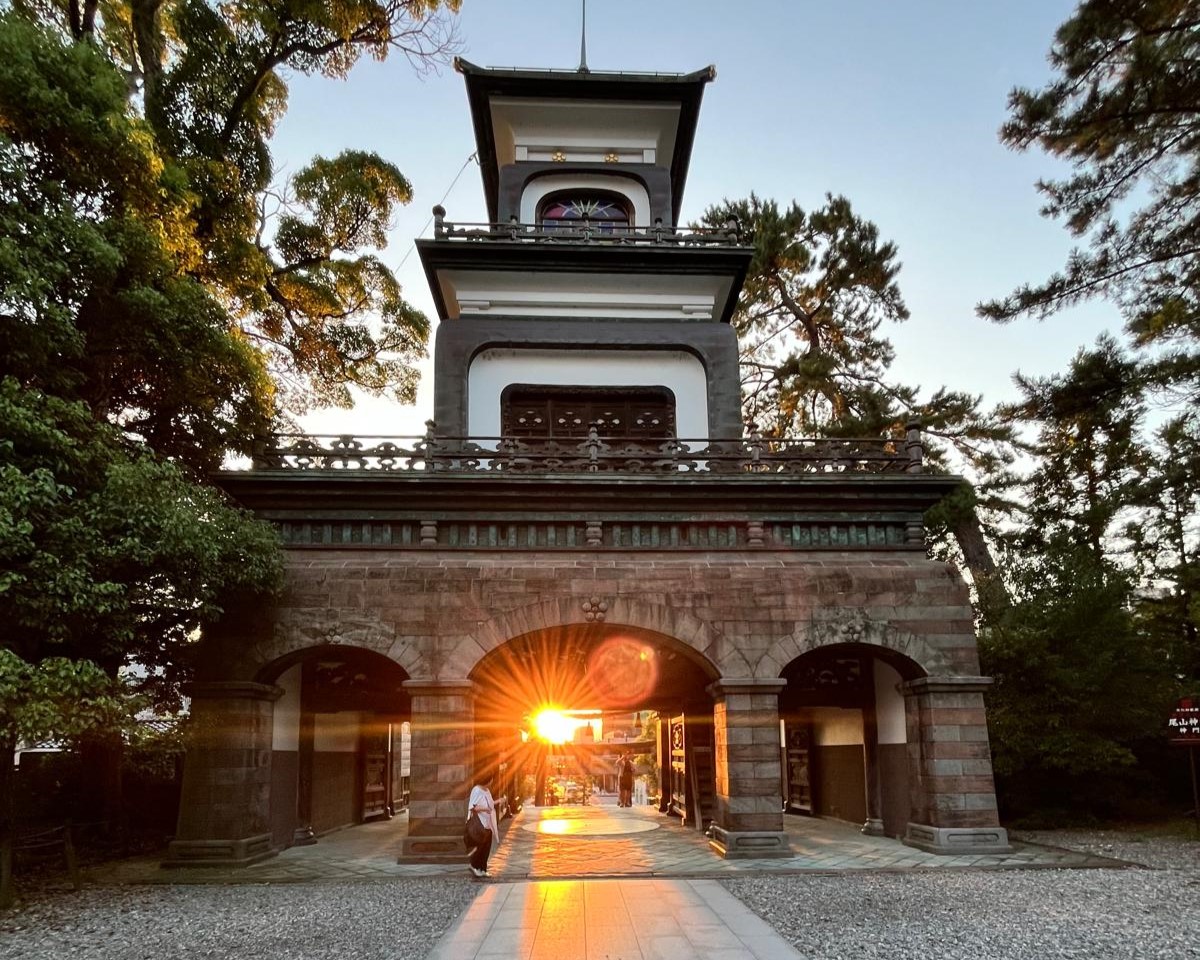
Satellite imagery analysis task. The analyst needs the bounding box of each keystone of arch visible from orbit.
[249,609,421,676]
[762,608,951,678]
[467,597,751,678]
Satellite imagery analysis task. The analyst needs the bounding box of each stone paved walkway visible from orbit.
[426,877,804,960]
[93,795,1124,887]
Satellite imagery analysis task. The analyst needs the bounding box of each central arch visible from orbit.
[467,619,724,832]
[464,596,750,678]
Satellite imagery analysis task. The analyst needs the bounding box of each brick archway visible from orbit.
[463,596,750,679]
[761,608,952,680]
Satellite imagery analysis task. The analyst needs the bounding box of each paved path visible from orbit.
[59,800,1150,960]
[426,877,802,960]
[94,795,1121,887]
[488,799,1113,878]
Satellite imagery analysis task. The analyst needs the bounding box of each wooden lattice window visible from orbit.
[500,385,676,439]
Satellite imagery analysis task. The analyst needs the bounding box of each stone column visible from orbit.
[166,681,282,867]
[861,666,885,836]
[706,679,790,859]
[398,680,475,861]
[901,676,1010,854]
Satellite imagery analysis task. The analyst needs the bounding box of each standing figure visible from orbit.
[466,770,496,878]
[617,754,634,808]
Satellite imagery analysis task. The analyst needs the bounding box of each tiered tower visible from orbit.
[167,57,1009,869]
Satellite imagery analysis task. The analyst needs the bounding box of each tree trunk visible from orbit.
[79,732,125,847]
[130,0,167,133]
[0,735,16,909]
[950,506,1011,619]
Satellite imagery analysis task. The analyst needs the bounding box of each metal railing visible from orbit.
[430,207,744,247]
[251,423,924,475]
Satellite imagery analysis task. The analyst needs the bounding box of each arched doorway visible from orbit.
[779,643,924,838]
[469,623,720,831]
[256,646,411,849]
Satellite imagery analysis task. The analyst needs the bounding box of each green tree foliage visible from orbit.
[0,378,283,701]
[1126,413,1200,677]
[997,336,1146,560]
[980,336,1193,817]
[979,539,1175,819]
[54,0,455,411]
[699,194,1016,603]
[0,648,131,905]
[980,0,1200,399]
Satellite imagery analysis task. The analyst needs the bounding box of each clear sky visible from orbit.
[273,0,1116,437]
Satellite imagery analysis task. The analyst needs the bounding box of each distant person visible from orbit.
[617,754,634,808]
[466,770,496,878]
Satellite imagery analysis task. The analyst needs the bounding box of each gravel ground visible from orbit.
[0,878,477,960]
[1014,827,1200,870]
[723,831,1200,960]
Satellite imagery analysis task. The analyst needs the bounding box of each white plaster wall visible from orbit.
[520,174,651,226]
[467,348,709,439]
[874,660,907,745]
[314,712,361,753]
[810,707,864,747]
[271,664,301,751]
[442,269,727,321]
[491,98,679,167]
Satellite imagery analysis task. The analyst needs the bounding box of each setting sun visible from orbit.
[531,707,578,744]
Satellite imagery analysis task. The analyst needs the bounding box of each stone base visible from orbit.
[708,826,791,859]
[861,818,885,837]
[398,833,469,863]
[163,834,277,868]
[903,823,1011,855]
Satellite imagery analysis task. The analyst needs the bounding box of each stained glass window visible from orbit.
[538,193,632,232]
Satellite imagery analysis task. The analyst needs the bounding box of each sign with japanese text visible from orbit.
[1168,697,1200,746]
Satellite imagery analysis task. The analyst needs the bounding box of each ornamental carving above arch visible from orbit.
[762,608,951,678]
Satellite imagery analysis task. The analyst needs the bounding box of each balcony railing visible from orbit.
[430,206,744,248]
[250,424,924,475]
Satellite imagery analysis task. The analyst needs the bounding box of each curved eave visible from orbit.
[416,238,751,323]
[455,58,715,223]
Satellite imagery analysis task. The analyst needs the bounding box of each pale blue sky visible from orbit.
[274,0,1114,436]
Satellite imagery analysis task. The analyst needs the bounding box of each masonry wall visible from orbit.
[219,552,982,686]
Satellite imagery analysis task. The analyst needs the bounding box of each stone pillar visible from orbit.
[398,680,475,861]
[861,662,885,836]
[706,679,790,859]
[166,681,282,867]
[901,676,1010,854]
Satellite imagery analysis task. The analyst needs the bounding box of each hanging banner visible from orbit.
[1168,697,1200,746]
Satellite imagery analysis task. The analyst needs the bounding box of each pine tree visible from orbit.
[700,194,1016,607]
[980,0,1200,400]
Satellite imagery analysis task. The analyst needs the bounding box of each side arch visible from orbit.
[760,609,951,679]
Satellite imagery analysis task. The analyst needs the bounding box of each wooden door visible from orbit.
[669,715,687,819]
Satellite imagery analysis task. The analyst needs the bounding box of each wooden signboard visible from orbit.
[1168,697,1200,836]
[1168,697,1200,745]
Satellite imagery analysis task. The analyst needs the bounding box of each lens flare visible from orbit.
[532,707,577,744]
[586,637,658,707]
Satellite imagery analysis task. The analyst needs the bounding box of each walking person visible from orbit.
[466,770,496,878]
[617,753,634,808]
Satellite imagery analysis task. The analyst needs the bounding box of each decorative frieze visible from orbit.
[276,518,915,551]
